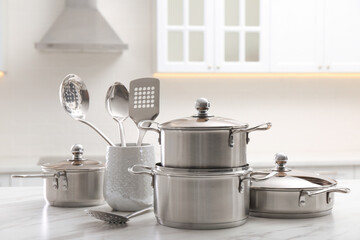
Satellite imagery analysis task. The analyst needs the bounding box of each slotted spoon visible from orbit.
[59,74,115,146]
[129,78,160,146]
[86,207,153,224]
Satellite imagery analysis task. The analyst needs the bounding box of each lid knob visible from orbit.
[69,144,85,165]
[274,152,289,172]
[195,98,210,117]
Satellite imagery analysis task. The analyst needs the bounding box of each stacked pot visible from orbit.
[129,98,272,229]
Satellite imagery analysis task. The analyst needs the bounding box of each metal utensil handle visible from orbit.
[128,164,154,176]
[11,173,56,178]
[116,119,127,147]
[302,187,350,197]
[78,119,115,146]
[136,129,146,146]
[125,207,153,219]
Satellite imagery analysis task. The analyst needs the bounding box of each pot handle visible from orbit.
[128,164,154,176]
[250,171,277,181]
[11,173,57,178]
[244,122,272,133]
[138,120,161,144]
[229,122,272,146]
[128,164,154,187]
[299,186,350,206]
[238,170,276,193]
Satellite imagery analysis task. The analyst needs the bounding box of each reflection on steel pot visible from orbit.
[129,163,275,230]
[12,144,105,207]
[138,98,271,168]
[250,153,350,218]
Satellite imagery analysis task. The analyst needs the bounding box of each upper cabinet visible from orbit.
[157,0,360,73]
[271,0,360,73]
[156,0,269,72]
[270,0,323,72]
[323,0,360,72]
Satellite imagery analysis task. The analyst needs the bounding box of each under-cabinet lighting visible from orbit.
[153,73,360,79]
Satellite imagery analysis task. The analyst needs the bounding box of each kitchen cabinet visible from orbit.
[156,0,269,72]
[157,0,360,73]
[270,0,360,72]
[323,0,360,72]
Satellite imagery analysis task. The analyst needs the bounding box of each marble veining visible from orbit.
[0,180,359,240]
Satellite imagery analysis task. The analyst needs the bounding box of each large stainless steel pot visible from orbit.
[12,144,105,207]
[129,163,275,229]
[139,98,271,168]
[250,153,350,218]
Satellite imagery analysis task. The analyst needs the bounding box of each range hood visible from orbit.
[36,0,128,53]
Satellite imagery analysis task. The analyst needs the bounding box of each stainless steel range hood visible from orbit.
[36,0,128,53]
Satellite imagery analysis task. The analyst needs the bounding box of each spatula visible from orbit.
[129,78,160,146]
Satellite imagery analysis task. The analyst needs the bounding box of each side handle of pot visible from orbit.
[299,187,350,206]
[238,170,276,193]
[229,122,272,146]
[138,120,161,144]
[12,172,68,190]
[11,173,56,178]
[128,164,155,187]
[250,171,277,182]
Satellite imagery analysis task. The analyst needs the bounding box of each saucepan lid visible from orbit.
[159,98,248,130]
[251,153,337,191]
[41,144,104,171]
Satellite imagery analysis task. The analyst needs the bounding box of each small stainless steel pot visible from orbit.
[139,98,271,168]
[129,163,275,229]
[250,153,350,218]
[12,144,105,207]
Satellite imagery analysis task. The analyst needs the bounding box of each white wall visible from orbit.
[0,0,359,165]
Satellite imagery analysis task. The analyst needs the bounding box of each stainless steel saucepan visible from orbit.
[12,144,105,207]
[250,153,350,218]
[138,98,271,168]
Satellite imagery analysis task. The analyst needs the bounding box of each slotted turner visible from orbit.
[129,78,160,146]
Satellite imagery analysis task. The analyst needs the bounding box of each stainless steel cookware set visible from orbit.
[129,98,350,229]
[12,74,350,229]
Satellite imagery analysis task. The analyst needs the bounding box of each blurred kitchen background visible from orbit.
[1,0,360,186]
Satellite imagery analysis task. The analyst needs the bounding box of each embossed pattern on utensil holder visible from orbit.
[104,144,155,211]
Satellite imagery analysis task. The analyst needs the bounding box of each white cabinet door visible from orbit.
[324,0,360,72]
[157,0,215,72]
[270,0,324,72]
[215,0,269,72]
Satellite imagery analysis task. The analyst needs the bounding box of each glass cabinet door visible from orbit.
[157,0,214,72]
[157,0,268,72]
[215,0,269,72]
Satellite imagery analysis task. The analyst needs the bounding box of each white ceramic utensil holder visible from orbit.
[104,144,155,211]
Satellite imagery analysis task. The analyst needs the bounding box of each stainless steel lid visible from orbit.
[41,144,104,171]
[159,98,248,130]
[251,153,336,190]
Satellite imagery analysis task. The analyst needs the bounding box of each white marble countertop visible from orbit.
[0,180,359,240]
